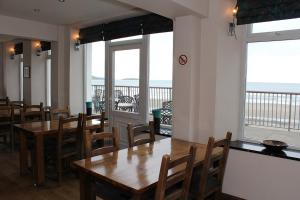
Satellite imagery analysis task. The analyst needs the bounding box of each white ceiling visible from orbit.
[0,0,147,26]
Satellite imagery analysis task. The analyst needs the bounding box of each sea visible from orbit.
[91,79,172,87]
[247,82,300,93]
[92,78,300,92]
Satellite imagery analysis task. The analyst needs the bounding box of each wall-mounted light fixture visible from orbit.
[74,34,80,51]
[35,41,42,56]
[228,6,238,39]
[9,47,15,60]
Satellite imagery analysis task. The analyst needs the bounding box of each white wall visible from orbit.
[30,42,47,105]
[69,28,84,114]
[3,42,20,101]
[224,150,300,200]
[0,14,58,41]
[117,0,208,18]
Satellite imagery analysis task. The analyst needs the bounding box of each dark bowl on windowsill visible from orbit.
[262,140,288,152]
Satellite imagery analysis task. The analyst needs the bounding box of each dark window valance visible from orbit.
[79,13,173,44]
[41,41,51,51]
[237,0,300,25]
[14,43,23,55]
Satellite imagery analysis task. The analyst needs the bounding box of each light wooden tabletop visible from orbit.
[73,138,222,194]
[14,119,101,135]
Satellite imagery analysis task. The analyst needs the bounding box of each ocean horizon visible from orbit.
[247,82,300,93]
[91,79,300,92]
[91,79,172,87]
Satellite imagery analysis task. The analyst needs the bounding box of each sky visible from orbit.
[247,18,300,84]
[91,32,173,81]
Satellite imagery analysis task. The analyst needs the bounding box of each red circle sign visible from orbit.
[178,55,188,65]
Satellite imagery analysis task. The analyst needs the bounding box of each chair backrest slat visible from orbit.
[127,121,155,148]
[155,145,197,200]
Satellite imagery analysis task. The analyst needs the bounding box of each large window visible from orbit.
[149,32,173,126]
[85,33,173,128]
[90,41,105,114]
[244,19,300,148]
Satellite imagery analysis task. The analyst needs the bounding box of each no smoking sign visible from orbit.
[178,54,188,66]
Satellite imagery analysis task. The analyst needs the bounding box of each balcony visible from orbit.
[91,85,173,126]
[245,90,300,147]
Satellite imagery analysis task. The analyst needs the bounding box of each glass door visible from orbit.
[107,38,148,146]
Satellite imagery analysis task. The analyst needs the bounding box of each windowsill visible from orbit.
[230,140,300,162]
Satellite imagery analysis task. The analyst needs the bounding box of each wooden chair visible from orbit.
[20,108,45,123]
[0,97,9,106]
[55,115,83,184]
[10,100,24,107]
[82,112,105,131]
[84,126,124,199]
[127,121,155,148]
[50,106,71,120]
[191,132,232,200]
[0,106,14,150]
[84,127,119,158]
[155,145,197,200]
[24,102,43,112]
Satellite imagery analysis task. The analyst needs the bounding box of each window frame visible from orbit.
[241,22,300,148]
[45,50,51,107]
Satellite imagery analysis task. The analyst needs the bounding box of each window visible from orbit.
[111,35,142,42]
[251,18,300,33]
[19,54,23,100]
[46,50,51,106]
[149,32,173,127]
[244,19,300,148]
[87,41,105,114]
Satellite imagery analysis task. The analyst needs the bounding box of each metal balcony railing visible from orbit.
[91,85,172,125]
[245,91,300,131]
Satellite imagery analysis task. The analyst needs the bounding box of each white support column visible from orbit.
[172,15,216,143]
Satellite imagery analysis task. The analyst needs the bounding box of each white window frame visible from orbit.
[240,22,300,144]
[46,50,51,106]
[19,54,23,101]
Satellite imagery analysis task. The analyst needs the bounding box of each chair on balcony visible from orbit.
[161,101,173,126]
[134,94,139,112]
[116,96,135,112]
[162,101,173,110]
[93,88,105,113]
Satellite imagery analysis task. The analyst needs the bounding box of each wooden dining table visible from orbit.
[73,138,223,200]
[14,119,101,186]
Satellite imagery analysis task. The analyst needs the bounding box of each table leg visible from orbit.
[80,172,96,200]
[34,134,45,186]
[19,130,28,176]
